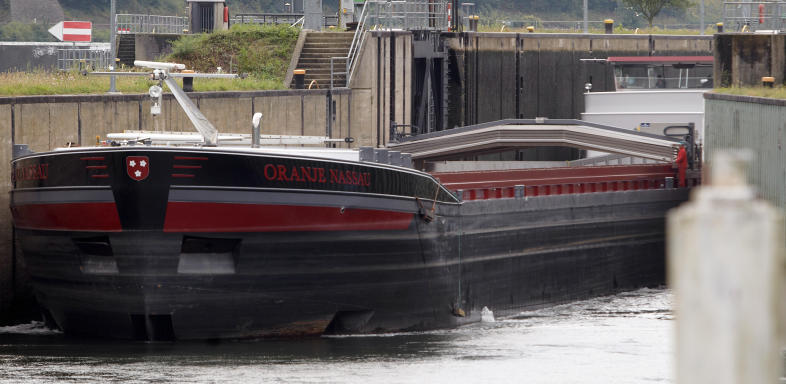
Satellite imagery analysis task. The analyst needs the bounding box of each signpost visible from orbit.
[48,21,93,42]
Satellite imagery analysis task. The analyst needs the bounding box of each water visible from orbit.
[0,288,673,383]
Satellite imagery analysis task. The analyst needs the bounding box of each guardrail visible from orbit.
[232,13,338,27]
[57,47,111,71]
[723,1,786,32]
[364,0,450,31]
[115,14,188,34]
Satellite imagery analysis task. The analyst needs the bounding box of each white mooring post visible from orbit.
[668,151,786,384]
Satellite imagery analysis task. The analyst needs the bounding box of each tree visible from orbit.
[621,0,692,27]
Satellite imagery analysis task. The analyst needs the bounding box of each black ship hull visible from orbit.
[11,147,688,340]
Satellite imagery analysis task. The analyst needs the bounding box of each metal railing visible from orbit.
[334,0,450,88]
[534,20,606,31]
[330,56,348,88]
[723,1,786,32]
[232,13,338,27]
[233,13,304,25]
[291,16,305,27]
[363,0,450,31]
[115,14,188,34]
[57,47,111,71]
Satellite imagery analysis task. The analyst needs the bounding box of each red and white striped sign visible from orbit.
[48,21,92,42]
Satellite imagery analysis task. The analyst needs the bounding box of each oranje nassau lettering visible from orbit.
[14,163,49,181]
[329,169,371,186]
[276,165,289,181]
[301,166,316,182]
[329,169,340,184]
[264,164,329,184]
[263,163,370,186]
[263,164,277,180]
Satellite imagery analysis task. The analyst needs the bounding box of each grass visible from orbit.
[167,23,299,80]
[0,70,285,96]
[0,24,299,97]
[713,87,786,99]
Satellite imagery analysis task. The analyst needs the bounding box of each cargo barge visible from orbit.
[9,62,697,340]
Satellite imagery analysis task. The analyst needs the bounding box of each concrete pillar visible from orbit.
[668,151,785,384]
[304,0,323,30]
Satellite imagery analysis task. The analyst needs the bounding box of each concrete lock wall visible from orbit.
[714,34,786,87]
[704,93,786,212]
[348,30,412,148]
[445,33,713,127]
[0,88,374,322]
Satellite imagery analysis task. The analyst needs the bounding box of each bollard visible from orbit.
[251,112,262,148]
[294,69,306,89]
[181,69,195,92]
[526,26,534,33]
[716,22,723,33]
[468,15,478,32]
[668,151,785,384]
[604,19,614,34]
[762,76,775,87]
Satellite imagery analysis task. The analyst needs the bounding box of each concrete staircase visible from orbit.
[117,34,136,68]
[291,32,354,89]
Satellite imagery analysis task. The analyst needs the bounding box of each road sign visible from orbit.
[48,21,92,42]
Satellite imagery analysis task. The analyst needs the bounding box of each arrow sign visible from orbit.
[48,21,92,42]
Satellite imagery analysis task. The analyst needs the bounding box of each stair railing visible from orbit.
[330,0,449,88]
[328,0,372,88]
[345,1,372,85]
[291,16,305,27]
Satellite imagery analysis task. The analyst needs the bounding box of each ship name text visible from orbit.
[14,163,49,181]
[263,164,371,187]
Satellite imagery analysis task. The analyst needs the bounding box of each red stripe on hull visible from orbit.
[164,202,414,233]
[12,203,122,232]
